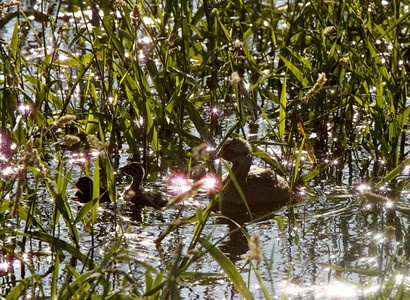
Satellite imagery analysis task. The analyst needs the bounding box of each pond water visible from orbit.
[0,0,409,299]
[3,147,407,299]
[125,174,409,299]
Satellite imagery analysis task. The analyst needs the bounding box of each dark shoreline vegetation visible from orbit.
[0,0,409,299]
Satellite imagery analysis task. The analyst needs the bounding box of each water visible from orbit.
[26,162,405,299]
[3,147,407,298]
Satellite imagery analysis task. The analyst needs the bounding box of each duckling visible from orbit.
[120,162,168,209]
[219,138,289,213]
[73,176,110,203]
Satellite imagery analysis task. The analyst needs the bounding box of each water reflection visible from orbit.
[284,280,362,299]
[2,161,408,299]
[219,225,250,261]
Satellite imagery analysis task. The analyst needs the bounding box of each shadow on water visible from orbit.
[214,202,289,263]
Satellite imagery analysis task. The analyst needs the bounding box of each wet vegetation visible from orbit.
[0,0,409,298]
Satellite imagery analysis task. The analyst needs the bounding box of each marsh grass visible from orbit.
[0,0,409,298]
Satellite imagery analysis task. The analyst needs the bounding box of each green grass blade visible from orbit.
[290,136,305,192]
[185,99,211,141]
[198,237,253,300]
[318,263,382,276]
[251,262,272,300]
[374,157,410,188]
[31,231,94,268]
[279,77,287,141]
[378,11,410,39]
[279,55,309,87]
[6,275,42,299]
[10,19,19,59]
[92,158,100,225]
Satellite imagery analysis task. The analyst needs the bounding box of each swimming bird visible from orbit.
[218,138,289,215]
[120,162,168,209]
[73,176,110,203]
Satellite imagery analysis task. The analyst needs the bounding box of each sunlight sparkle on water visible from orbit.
[22,251,31,262]
[138,50,146,61]
[284,280,359,299]
[394,274,408,285]
[91,150,101,157]
[385,201,394,208]
[140,36,152,45]
[404,163,410,171]
[142,16,155,27]
[0,261,9,272]
[364,284,380,294]
[356,184,370,193]
[136,116,144,127]
[1,166,18,177]
[68,153,87,165]
[58,53,69,62]
[206,145,215,153]
[373,233,385,244]
[359,256,378,268]
[18,104,31,115]
[200,173,221,193]
[168,174,191,195]
[210,105,221,117]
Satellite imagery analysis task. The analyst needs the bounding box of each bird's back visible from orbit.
[221,166,289,210]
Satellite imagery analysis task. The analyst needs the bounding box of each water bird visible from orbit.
[120,162,168,209]
[73,176,110,203]
[218,138,289,216]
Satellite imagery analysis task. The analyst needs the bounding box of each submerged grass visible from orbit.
[0,0,409,298]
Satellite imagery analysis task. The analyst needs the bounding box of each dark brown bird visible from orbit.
[73,176,110,203]
[218,138,289,215]
[120,162,168,209]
